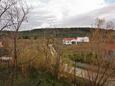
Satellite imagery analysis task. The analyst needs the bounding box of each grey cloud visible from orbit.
[39,0,50,3]
[61,3,115,29]
[22,1,115,30]
[22,9,56,30]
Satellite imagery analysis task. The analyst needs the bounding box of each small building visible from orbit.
[63,37,89,45]
[63,38,77,45]
[77,37,89,43]
[0,41,12,62]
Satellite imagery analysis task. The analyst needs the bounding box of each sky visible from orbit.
[23,0,115,30]
[105,0,115,3]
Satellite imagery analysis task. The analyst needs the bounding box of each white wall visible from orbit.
[63,37,89,45]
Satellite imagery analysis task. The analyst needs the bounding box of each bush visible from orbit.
[67,52,98,64]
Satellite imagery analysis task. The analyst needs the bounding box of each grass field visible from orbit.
[0,31,114,86]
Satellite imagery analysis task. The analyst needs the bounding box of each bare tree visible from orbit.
[64,19,115,86]
[4,0,30,86]
[106,21,114,30]
[8,0,29,66]
[83,19,115,86]
[0,0,17,31]
[95,18,105,29]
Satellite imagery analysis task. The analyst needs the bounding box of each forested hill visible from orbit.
[19,27,95,38]
[1,27,115,39]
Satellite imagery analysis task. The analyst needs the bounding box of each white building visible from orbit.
[77,37,89,43]
[0,41,12,62]
[63,37,89,45]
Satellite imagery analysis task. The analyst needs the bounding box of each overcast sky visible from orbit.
[23,0,115,30]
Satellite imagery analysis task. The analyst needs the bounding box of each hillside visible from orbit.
[19,27,115,39]
[19,27,94,38]
[1,27,115,39]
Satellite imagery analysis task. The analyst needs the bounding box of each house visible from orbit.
[0,41,12,62]
[63,37,89,45]
[63,38,77,45]
[77,37,89,43]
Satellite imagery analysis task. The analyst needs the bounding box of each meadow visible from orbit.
[0,28,115,86]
